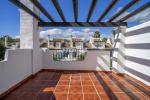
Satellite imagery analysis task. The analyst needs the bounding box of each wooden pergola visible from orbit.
[9,0,150,27]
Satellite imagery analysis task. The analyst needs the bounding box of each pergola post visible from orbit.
[20,0,39,49]
[117,26,127,73]
[112,26,127,73]
[20,0,42,74]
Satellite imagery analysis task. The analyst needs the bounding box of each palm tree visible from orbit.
[93,31,100,38]
[102,37,107,43]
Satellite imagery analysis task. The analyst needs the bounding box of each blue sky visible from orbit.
[0,0,149,38]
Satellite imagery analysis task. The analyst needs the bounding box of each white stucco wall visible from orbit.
[0,49,32,94]
[125,21,150,85]
[42,49,111,71]
[112,21,150,85]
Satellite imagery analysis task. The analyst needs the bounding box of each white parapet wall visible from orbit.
[125,21,150,85]
[0,49,32,94]
[112,21,150,85]
[42,49,111,71]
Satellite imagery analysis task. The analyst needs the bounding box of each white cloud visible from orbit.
[14,28,110,40]
[114,7,150,23]
[127,8,150,23]
[40,28,101,40]
[14,35,20,39]
[40,28,64,39]
[114,12,129,22]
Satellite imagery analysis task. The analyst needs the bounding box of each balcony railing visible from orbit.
[52,48,87,61]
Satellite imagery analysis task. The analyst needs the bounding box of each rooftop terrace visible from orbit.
[0,0,150,100]
[2,71,150,100]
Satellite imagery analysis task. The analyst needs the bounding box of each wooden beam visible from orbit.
[86,0,98,22]
[97,0,118,22]
[118,2,150,22]
[73,0,78,22]
[52,0,66,22]
[38,22,127,27]
[9,0,43,22]
[109,0,139,22]
[30,0,55,22]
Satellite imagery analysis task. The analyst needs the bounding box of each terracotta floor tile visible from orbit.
[92,80,101,86]
[55,86,69,93]
[89,73,95,76]
[90,76,98,80]
[115,93,131,100]
[57,80,70,86]
[140,92,150,99]
[108,85,123,92]
[72,74,81,76]
[119,80,129,85]
[101,76,111,81]
[81,76,91,80]
[69,86,82,93]
[60,76,70,80]
[99,93,110,100]
[36,92,53,100]
[133,93,149,100]
[71,76,80,81]
[36,75,55,81]
[50,76,61,81]
[2,92,25,100]
[83,86,96,93]
[51,93,68,100]
[36,80,58,86]
[68,94,84,100]
[2,71,149,100]
[126,85,142,92]
[14,86,42,93]
[61,74,71,77]
[18,92,37,100]
[82,81,93,86]
[104,80,116,86]
[70,81,81,86]
[89,73,96,78]
[84,93,100,100]
[41,87,56,93]
[80,73,89,76]
[95,86,106,93]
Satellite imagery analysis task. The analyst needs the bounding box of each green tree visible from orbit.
[0,43,6,60]
[102,38,107,43]
[0,35,14,61]
[93,31,100,38]
[0,35,15,46]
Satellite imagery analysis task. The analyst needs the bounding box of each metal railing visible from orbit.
[52,48,87,61]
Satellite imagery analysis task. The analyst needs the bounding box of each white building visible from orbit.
[71,38,84,49]
[89,38,105,49]
[106,38,113,48]
[48,38,63,49]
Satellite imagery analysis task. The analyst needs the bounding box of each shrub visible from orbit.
[0,44,6,61]
[78,53,85,61]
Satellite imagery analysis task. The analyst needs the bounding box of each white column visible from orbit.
[112,26,127,73]
[117,26,127,73]
[20,0,42,74]
[70,38,73,48]
[48,38,50,48]
[4,37,8,48]
[20,0,40,49]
